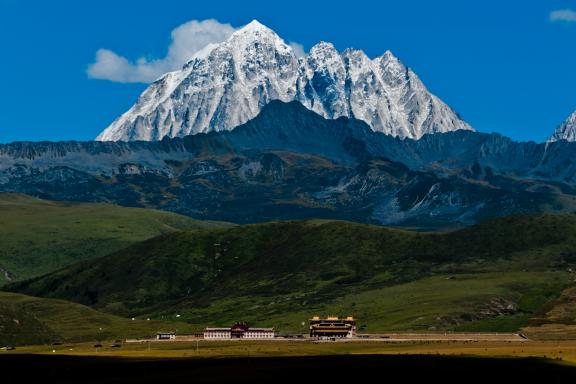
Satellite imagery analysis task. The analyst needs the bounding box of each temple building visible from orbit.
[309,316,356,338]
[203,323,275,339]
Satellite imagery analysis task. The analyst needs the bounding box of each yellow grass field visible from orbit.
[6,337,576,365]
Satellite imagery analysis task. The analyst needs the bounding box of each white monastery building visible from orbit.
[203,323,275,339]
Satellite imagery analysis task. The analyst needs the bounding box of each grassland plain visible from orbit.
[10,213,576,333]
[0,291,195,346]
[0,193,230,283]
[6,338,576,366]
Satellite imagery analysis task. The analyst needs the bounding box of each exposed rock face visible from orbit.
[549,110,576,142]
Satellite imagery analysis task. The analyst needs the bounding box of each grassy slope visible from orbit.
[522,282,576,339]
[0,291,194,346]
[0,193,229,284]
[188,272,567,334]
[10,214,576,333]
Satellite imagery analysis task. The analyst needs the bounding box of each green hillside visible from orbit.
[10,214,576,333]
[0,193,230,284]
[0,291,194,346]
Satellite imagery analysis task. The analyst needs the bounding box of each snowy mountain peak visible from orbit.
[97,21,473,142]
[239,19,269,31]
[342,49,371,75]
[342,47,368,58]
[382,50,397,60]
[230,19,284,42]
[549,110,576,142]
[310,41,337,52]
[307,42,344,71]
[375,50,405,74]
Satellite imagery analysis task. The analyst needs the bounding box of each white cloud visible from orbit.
[88,19,306,83]
[289,42,306,58]
[550,9,576,22]
[87,19,236,83]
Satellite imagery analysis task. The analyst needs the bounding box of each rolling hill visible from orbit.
[0,291,194,346]
[0,193,230,284]
[10,214,576,333]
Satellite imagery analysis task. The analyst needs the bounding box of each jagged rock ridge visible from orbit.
[549,110,576,142]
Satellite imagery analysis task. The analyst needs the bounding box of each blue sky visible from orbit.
[0,0,575,143]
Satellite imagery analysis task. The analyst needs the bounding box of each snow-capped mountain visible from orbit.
[97,20,473,142]
[548,110,576,142]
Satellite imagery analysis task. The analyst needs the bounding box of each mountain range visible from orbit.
[96,20,472,141]
[2,20,576,229]
[3,101,576,229]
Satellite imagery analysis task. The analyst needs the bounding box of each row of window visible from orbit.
[203,332,275,339]
[243,333,274,338]
[204,332,231,338]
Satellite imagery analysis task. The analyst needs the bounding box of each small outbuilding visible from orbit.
[156,332,176,340]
